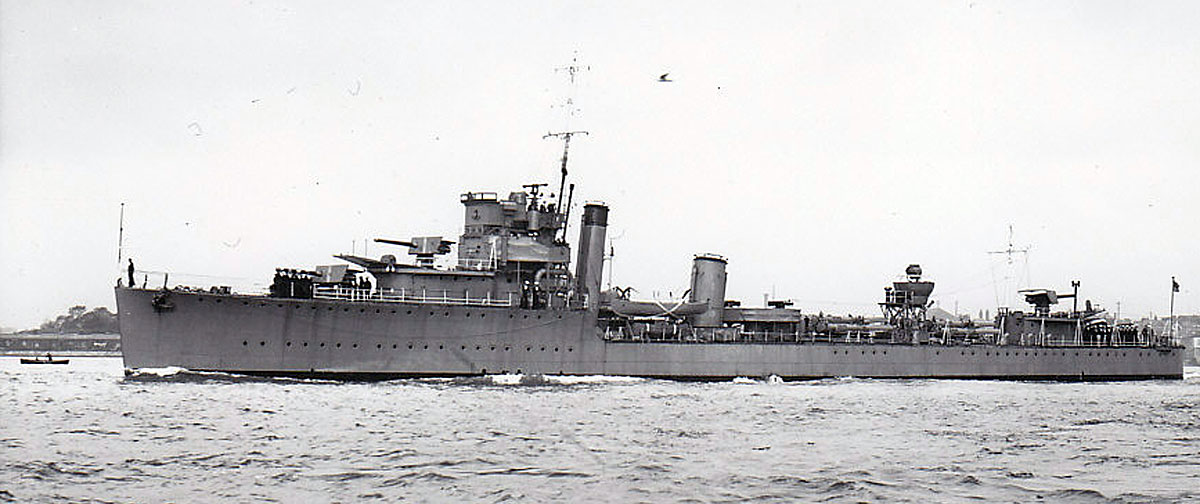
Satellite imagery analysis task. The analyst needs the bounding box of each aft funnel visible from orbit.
[688,254,728,327]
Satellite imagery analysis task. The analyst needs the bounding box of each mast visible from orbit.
[544,130,588,220]
[988,224,1030,309]
[562,183,575,243]
[546,52,590,242]
[1169,276,1178,345]
[117,202,125,265]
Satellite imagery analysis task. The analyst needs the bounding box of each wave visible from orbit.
[121,368,338,385]
[465,373,645,387]
[730,374,786,384]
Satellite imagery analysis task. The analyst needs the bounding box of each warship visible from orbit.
[114,162,1185,381]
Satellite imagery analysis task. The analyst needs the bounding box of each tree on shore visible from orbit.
[31,305,119,334]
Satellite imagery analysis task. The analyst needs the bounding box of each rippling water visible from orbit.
[2,358,1197,503]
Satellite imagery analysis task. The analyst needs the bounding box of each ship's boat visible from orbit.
[114,171,1185,380]
[21,356,69,365]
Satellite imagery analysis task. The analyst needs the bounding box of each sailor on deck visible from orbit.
[127,259,135,288]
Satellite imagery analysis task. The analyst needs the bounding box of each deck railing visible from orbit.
[313,286,514,307]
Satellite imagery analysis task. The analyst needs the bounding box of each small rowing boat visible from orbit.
[20,355,69,365]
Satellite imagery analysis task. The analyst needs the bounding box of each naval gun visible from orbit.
[375,237,454,267]
[1018,282,1080,316]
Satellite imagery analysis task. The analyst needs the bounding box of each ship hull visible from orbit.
[116,287,1184,380]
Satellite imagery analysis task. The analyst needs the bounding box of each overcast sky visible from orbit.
[2,1,1197,330]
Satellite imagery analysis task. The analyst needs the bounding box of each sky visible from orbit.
[2,1,1198,331]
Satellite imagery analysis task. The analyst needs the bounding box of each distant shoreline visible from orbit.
[3,351,121,357]
[1,333,121,355]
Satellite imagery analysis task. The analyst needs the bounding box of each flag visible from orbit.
[1172,278,1180,292]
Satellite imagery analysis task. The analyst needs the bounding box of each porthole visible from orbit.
[243,301,249,306]
[344,308,349,312]
[242,340,248,346]
[390,310,396,314]
[406,310,412,315]
[303,342,308,347]
[476,346,481,350]
[490,346,496,351]
[444,312,450,317]
[461,345,466,350]
[504,346,510,351]
[526,347,531,352]
[481,313,486,318]
[423,345,428,350]
[465,313,470,318]
[320,343,325,347]
[286,342,292,347]
[540,347,545,352]
[352,344,358,349]
[260,341,266,346]
[438,345,443,350]
[277,304,283,308]
[554,347,559,352]
[377,344,383,349]
[360,309,365,313]
[215,299,221,304]
[509,314,514,318]
[537,315,542,319]
[568,347,573,352]
[198,298,203,303]
[408,344,413,350]
[336,343,342,348]
[375,309,380,314]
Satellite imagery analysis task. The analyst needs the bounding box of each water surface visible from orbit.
[2,358,1197,503]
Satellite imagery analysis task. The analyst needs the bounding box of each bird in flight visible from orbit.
[658,73,672,82]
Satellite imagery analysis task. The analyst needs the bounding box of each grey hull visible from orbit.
[116,287,1184,380]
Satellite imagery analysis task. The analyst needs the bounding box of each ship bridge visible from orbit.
[458,186,570,271]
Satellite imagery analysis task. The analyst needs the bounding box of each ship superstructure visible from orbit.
[308,184,579,312]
